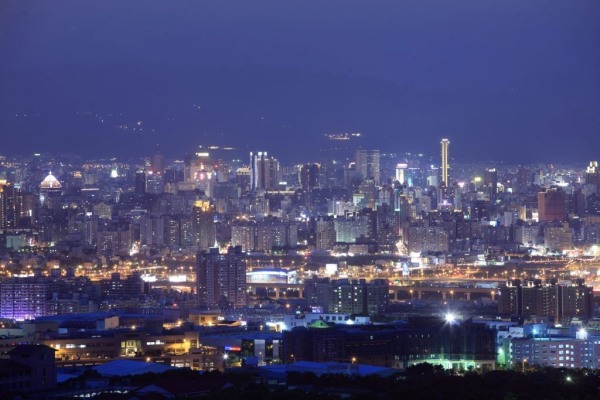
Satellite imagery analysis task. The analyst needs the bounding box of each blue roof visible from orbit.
[93,359,176,376]
[260,361,398,378]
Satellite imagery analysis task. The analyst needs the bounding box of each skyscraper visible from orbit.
[484,168,498,201]
[538,187,566,222]
[134,171,146,194]
[395,163,407,185]
[585,161,600,186]
[250,151,281,191]
[300,163,320,191]
[0,181,25,229]
[196,246,247,309]
[355,150,380,184]
[440,138,450,187]
[192,200,216,251]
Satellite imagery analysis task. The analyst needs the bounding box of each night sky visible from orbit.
[0,0,599,163]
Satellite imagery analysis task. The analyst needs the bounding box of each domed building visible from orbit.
[39,172,63,209]
[40,172,62,190]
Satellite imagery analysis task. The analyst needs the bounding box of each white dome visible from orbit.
[40,173,62,189]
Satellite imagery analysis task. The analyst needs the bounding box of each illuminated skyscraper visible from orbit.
[585,161,600,186]
[395,163,407,185]
[300,163,320,191]
[0,181,25,229]
[484,168,498,201]
[250,151,281,191]
[355,150,380,184]
[192,200,216,251]
[440,138,450,187]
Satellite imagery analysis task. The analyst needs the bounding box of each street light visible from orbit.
[445,313,457,324]
[522,358,527,373]
[351,357,357,364]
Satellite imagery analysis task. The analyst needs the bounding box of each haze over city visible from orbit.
[1,0,599,162]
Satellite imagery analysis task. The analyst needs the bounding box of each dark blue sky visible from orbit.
[0,0,599,163]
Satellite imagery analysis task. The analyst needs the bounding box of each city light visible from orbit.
[444,313,457,324]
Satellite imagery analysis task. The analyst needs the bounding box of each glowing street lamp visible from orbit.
[445,313,457,324]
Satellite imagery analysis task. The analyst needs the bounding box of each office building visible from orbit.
[509,334,600,369]
[406,225,449,253]
[250,151,281,191]
[355,149,380,184]
[282,317,496,370]
[192,200,216,251]
[39,172,62,210]
[543,224,573,252]
[538,187,566,222]
[134,171,146,194]
[395,163,407,185]
[440,138,450,187]
[300,163,320,191]
[0,181,26,229]
[585,161,600,186]
[484,168,498,201]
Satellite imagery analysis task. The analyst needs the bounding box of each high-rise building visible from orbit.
[329,279,390,315]
[585,161,600,186]
[484,168,498,201]
[0,181,25,229]
[538,187,566,222]
[192,200,216,251]
[0,278,49,320]
[150,153,166,174]
[395,163,407,185]
[236,167,252,192]
[134,171,146,194]
[97,224,132,256]
[39,172,62,210]
[300,163,320,191]
[355,150,380,184]
[498,279,593,320]
[543,224,573,252]
[440,138,450,187]
[406,225,449,253]
[140,214,165,247]
[315,217,336,250]
[250,151,281,191]
[196,246,247,309]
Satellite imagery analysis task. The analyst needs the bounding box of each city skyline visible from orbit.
[1,1,600,395]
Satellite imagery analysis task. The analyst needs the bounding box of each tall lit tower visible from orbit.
[192,200,216,251]
[440,139,450,187]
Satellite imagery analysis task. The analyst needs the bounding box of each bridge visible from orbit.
[151,278,501,301]
[247,282,498,301]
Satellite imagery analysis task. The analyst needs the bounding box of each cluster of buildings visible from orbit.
[2,144,600,259]
[1,140,600,395]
